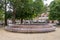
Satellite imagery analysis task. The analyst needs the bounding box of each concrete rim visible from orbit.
[5,24,56,33]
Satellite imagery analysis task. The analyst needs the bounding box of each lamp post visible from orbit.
[5,0,7,26]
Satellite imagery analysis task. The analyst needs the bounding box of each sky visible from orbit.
[43,0,54,5]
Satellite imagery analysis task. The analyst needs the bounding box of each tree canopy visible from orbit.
[8,0,44,20]
[0,0,4,20]
[49,0,60,20]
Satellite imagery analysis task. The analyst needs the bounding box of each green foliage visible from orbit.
[6,11,12,19]
[42,5,48,13]
[49,1,60,20]
[0,0,4,20]
[0,10,4,20]
[8,0,44,20]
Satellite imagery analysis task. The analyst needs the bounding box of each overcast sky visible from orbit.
[43,0,54,5]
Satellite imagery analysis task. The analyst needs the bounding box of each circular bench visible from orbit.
[5,24,56,33]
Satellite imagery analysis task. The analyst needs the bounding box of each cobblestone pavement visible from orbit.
[0,27,60,40]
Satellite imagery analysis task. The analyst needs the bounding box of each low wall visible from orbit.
[5,24,56,33]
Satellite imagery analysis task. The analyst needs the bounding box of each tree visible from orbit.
[0,0,12,25]
[8,0,44,24]
[0,0,4,21]
[49,0,60,24]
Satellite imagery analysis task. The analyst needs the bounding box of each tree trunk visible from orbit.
[5,0,7,26]
[12,17,15,24]
[30,20,32,24]
[21,19,23,24]
[12,8,16,24]
[5,16,7,26]
[52,20,54,23]
[57,20,60,25]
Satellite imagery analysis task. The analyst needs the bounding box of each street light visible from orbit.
[5,0,7,26]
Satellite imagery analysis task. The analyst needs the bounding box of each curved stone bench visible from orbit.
[5,24,56,33]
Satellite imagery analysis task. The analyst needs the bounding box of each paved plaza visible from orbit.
[0,27,60,40]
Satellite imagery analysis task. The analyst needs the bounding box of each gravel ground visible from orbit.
[0,27,60,40]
